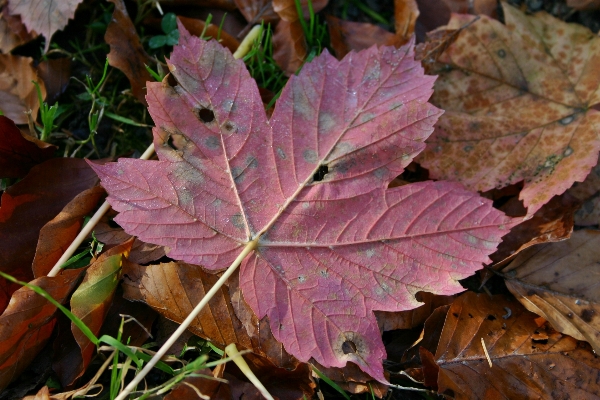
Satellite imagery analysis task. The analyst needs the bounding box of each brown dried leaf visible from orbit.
[234,0,278,25]
[421,292,600,399]
[122,261,280,360]
[37,58,71,103]
[105,0,153,105]
[7,0,83,52]
[178,16,239,53]
[0,269,83,391]
[391,0,419,45]
[310,361,388,396]
[272,19,306,75]
[0,4,37,53]
[375,292,456,332]
[567,0,600,10]
[502,229,600,353]
[272,0,328,22]
[0,54,45,123]
[165,369,230,400]
[93,220,165,265]
[490,193,578,268]
[418,3,600,215]
[0,115,55,179]
[326,16,395,59]
[568,159,600,226]
[32,186,104,277]
[0,158,99,307]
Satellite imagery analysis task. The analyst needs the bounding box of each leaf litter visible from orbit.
[91,22,510,382]
[3,0,600,398]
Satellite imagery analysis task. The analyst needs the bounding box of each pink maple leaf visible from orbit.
[90,23,509,381]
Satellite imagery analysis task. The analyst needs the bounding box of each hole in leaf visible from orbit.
[196,107,215,123]
[341,340,357,354]
[313,165,329,182]
[532,338,548,344]
[487,315,496,321]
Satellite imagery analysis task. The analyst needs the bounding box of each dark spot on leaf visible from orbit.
[231,214,244,229]
[452,313,459,318]
[554,272,559,276]
[487,315,496,321]
[532,338,548,344]
[224,121,236,133]
[567,312,573,319]
[276,147,286,159]
[497,49,506,58]
[313,165,329,182]
[468,313,473,318]
[303,149,318,164]
[205,136,220,149]
[342,340,357,354]
[581,309,595,323]
[247,156,258,169]
[464,145,473,152]
[195,107,215,123]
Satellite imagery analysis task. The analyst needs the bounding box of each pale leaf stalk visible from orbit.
[225,343,274,400]
[233,25,262,59]
[114,239,258,400]
[47,143,156,277]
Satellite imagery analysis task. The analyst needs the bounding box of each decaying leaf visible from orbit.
[421,292,600,399]
[418,3,600,215]
[0,116,56,179]
[32,186,104,277]
[375,292,456,332]
[7,0,83,52]
[502,229,600,353]
[0,269,83,391]
[68,239,133,384]
[105,0,153,105]
[94,220,166,265]
[392,0,419,45]
[0,158,99,305]
[0,4,37,53]
[91,24,509,381]
[326,16,395,59]
[0,54,46,123]
[490,193,577,268]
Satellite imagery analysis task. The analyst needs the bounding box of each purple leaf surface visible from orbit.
[90,23,510,381]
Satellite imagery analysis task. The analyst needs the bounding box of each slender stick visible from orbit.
[114,239,258,400]
[225,343,274,400]
[47,143,156,278]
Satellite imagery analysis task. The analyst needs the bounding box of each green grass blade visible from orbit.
[312,365,351,400]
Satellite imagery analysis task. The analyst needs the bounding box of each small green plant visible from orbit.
[149,12,179,49]
[33,81,63,142]
[294,0,330,64]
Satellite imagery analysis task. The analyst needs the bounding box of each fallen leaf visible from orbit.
[272,19,306,75]
[421,292,600,399]
[272,0,328,22]
[391,0,419,45]
[311,361,388,396]
[227,353,315,400]
[418,3,600,215]
[568,159,600,226]
[0,54,46,123]
[0,269,83,391]
[0,115,56,179]
[91,25,509,381]
[0,158,99,307]
[6,0,83,52]
[32,186,104,277]
[67,239,133,384]
[234,0,279,27]
[105,0,153,105]
[271,0,328,75]
[165,369,229,400]
[23,385,50,400]
[121,260,298,367]
[326,16,395,59]
[0,4,37,53]
[178,16,239,53]
[375,292,456,332]
[490,193,577,268]
[567,0,600,10]
[93,220,165,265]
[502,229,600,353]
[37,57,71,103]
